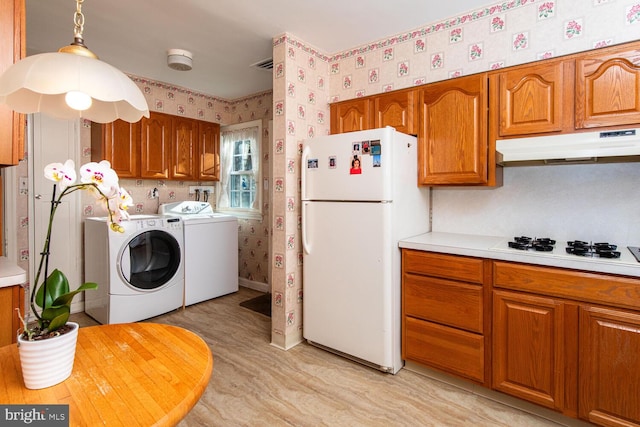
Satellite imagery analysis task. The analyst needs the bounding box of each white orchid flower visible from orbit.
[43,159,77,190]
[117,187,134,212]
[106,187,132,222]
[79,160,119,198]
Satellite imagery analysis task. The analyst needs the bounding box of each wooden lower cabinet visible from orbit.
[402,249,489,385]
[405,316,485,382]
[0,285,24,346]
[403,251,640,426]
[579,305,640,427]
[492,290,573,413]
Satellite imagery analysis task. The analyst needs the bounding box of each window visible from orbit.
[217,120,262,220]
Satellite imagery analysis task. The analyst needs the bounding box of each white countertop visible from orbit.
[399,232,640,278]
[0,257,27,288]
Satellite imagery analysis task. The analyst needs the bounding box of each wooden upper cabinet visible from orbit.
[93,112,220,181]
[198,121,220,181]
[171,116,198,180]
[576,43,640,129]
[373,89,417,135]
[579,305,640,427]
[0,0,25,167]
[418,73,492,186]
[492,59,574,137]
[91,119,140,178]
[330,98,372,134]
[141,113,172,179]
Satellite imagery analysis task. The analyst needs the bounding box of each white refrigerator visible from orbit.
[301,127,430,374]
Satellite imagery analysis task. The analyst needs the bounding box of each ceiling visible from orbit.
[25,0,494,100]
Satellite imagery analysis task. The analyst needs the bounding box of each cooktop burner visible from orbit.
[508,236,556,252]
[566,241,621,258]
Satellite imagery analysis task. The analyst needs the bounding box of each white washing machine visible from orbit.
[159,201,238,306]
[84,215,185,324]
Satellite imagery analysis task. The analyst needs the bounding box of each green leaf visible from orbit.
[33,269,98,333]
[52,282,98,306]
[46,307,71,332]
[42,305,71,330]
[35,269,70,308]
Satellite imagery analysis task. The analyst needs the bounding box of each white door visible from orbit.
[29,114,82,312]
[302,200,394,367]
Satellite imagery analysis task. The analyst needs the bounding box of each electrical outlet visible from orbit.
[19,177,29,195]
[189,186,215,195]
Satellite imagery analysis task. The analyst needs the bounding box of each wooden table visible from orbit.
[0,322,213,426]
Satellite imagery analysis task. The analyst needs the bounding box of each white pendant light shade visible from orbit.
[0,52,149,123]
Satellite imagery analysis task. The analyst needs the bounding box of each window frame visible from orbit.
[217,120,262,221]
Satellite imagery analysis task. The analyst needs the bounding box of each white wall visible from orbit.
[432,162,640,246]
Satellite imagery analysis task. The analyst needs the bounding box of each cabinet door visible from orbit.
[198,121,220,181]
[418,74,490,185]
[330,98,372,134]
[576,44,640,128]
[579,306,640,427]
[493,290,566,411]
[0,285,24,346]
[0,0,25,167]
[91,120,140,178]
[171,116,198,180]
[373,89,417,135]
[493,60,573,137]
[140,113,171,179]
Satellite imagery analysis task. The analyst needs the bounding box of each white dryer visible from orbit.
[159,201,238,306]
[84,215,185,324]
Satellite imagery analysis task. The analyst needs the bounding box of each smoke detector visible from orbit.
[167,49,193,71]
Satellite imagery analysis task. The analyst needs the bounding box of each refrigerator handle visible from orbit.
[301,145,310,202]
[302,201,311,254]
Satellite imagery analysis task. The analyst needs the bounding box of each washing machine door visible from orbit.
[120,230,181,290]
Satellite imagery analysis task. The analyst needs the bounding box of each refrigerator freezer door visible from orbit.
[302,200,399,372]
[302,127,398,202]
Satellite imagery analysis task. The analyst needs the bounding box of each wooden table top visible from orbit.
[0,322,213,426]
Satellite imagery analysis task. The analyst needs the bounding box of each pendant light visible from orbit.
[0,0,149,123]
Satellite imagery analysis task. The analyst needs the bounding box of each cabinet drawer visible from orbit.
[493,261,640,311]
[403,250,484,284]
[404,316,484,383]
[404,274,483,333]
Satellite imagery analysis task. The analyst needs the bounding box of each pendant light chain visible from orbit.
[0,0,150,122]
[73,0,85,39]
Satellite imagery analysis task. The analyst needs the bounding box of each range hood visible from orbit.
[496,128,640,165]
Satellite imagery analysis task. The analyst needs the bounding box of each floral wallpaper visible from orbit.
[271,37,331,349]
[327,0,640,101]
[270,0,640,347]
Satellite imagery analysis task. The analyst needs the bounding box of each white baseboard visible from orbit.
[239,278,270,293]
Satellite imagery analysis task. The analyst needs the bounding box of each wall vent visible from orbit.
[251,58,273,71]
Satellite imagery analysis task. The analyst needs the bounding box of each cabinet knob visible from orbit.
[34,194,42,199]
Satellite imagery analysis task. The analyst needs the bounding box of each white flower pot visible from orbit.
[17,322,79,389]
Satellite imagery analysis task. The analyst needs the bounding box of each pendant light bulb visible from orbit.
[65,90,92,111]
[0,0,149,123]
